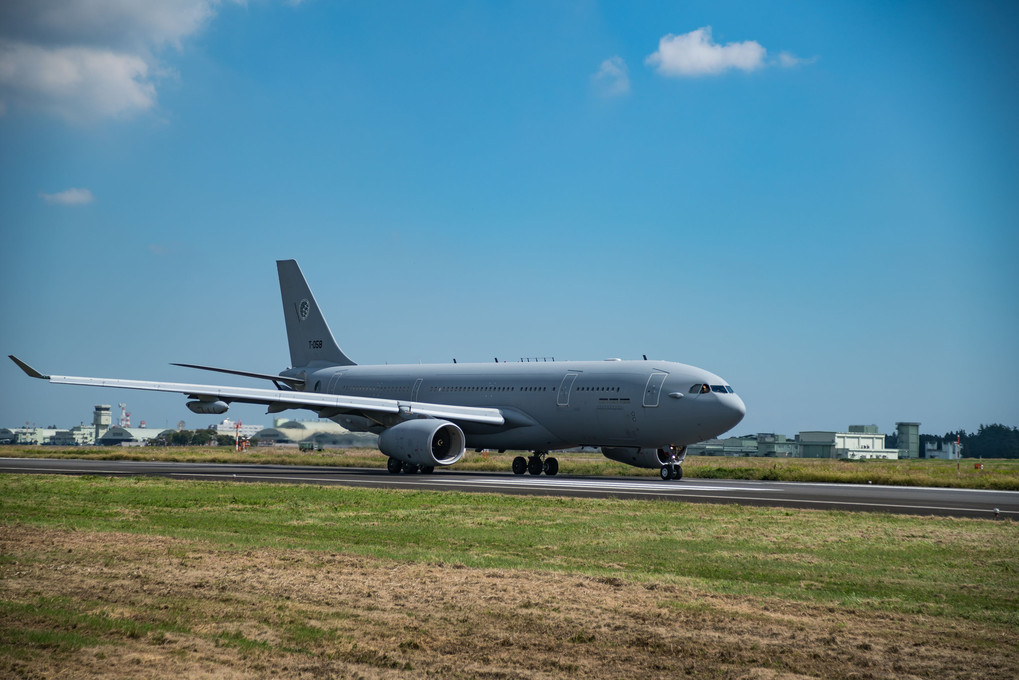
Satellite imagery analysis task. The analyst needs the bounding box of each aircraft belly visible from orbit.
[464,425,569,451]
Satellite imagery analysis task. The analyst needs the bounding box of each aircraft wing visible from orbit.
[8,356,505,426]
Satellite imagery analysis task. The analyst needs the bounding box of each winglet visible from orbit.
[8,355,50,380]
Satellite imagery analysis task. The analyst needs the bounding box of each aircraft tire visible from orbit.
[421,466,435,474]
[660,466,671,481]
[527,457,543,476]
[387,458,403,474]
[672,465,683,481]
[406,464,420,474]
[512,456,527,475]
[543,457,559,476]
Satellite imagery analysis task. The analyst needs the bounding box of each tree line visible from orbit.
[155,429,245,447]
[912,424,1019,459]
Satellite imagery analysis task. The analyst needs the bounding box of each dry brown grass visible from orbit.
[3,524,1016,679]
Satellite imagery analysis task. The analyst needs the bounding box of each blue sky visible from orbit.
[1,1,1016,438]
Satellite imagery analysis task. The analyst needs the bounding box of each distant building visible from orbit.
[795,431,899,460]
[754,433,797,457]
[212,418,263,438]
[834,432,899,460]
[849,424,879,434]
[52,425,98,446]
[98,426,172,446]
[14,427,58,445]
[925,440,962,460]
[687,436,759,456]
[255,418,378,448]
[896,422,921,459]
[0,428,17,444]
[688,433,796,457]
[796,431,837,458]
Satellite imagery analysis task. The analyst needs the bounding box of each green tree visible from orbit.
[191,430,213,446]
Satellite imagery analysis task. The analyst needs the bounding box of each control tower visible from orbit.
[93,404,112,442]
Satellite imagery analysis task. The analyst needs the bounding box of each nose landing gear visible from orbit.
[658,445,687,481]
[512,451,559,476]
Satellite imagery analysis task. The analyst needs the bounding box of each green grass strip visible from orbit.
[4,446,1019,489]
[2,473,1017,628]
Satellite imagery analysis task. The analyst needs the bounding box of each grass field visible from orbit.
[4,444,1019,490]
[2,473,1017,678]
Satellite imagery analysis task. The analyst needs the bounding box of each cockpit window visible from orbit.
[710,385,727,393]
[726,386,735,393]
[690,383,710,394]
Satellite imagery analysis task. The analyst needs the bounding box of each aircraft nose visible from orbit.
[730,394,747,424]
[720,393,746,431]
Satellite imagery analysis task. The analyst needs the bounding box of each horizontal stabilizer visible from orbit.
[171,363,304,389]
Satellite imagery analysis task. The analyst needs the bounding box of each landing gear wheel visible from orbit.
[543,457,559,476]
[672,465,683,481]
[512,456,527,475]
[660,465,672,481]
[421,466,434,475]
[528,457,543,476]
[387,458,403,474]
[405,464,420,474]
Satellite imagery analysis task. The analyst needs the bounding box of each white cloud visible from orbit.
[39,187,94,205]
[646,27,767,77]
[1,40,155,121]
[592,56,630,97]
[777,51,816,68]
[0,1,238,122]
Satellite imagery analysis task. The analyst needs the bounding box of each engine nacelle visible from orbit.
[601,446,678,469]
[186,399,229,414]
[379,419,465,467]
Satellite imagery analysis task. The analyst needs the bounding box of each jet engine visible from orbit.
[186,399,229,414]
[379,419,465,467]
[601,446,677,469]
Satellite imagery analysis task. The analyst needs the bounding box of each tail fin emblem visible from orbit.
[297,299,310,321]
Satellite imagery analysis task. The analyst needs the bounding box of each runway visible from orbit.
[2,457,1016,519]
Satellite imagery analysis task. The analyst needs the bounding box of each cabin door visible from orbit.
[326,371,347,394]
[643,372,668,407]
[557,373,579,406]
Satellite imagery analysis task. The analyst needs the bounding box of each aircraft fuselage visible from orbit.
[293,359,745,452]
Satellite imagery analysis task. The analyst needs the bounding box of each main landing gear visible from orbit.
[659,464,683,481]
[386,458,434,475]
[512,451,558,476]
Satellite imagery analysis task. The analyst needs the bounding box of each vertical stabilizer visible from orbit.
[277,260,356,368]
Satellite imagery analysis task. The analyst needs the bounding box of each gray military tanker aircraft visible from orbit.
[10,260,745,480]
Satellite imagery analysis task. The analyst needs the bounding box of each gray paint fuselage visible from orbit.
[296,359,746,452]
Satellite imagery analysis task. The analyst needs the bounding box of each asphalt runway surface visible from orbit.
[2,457,1016,519]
